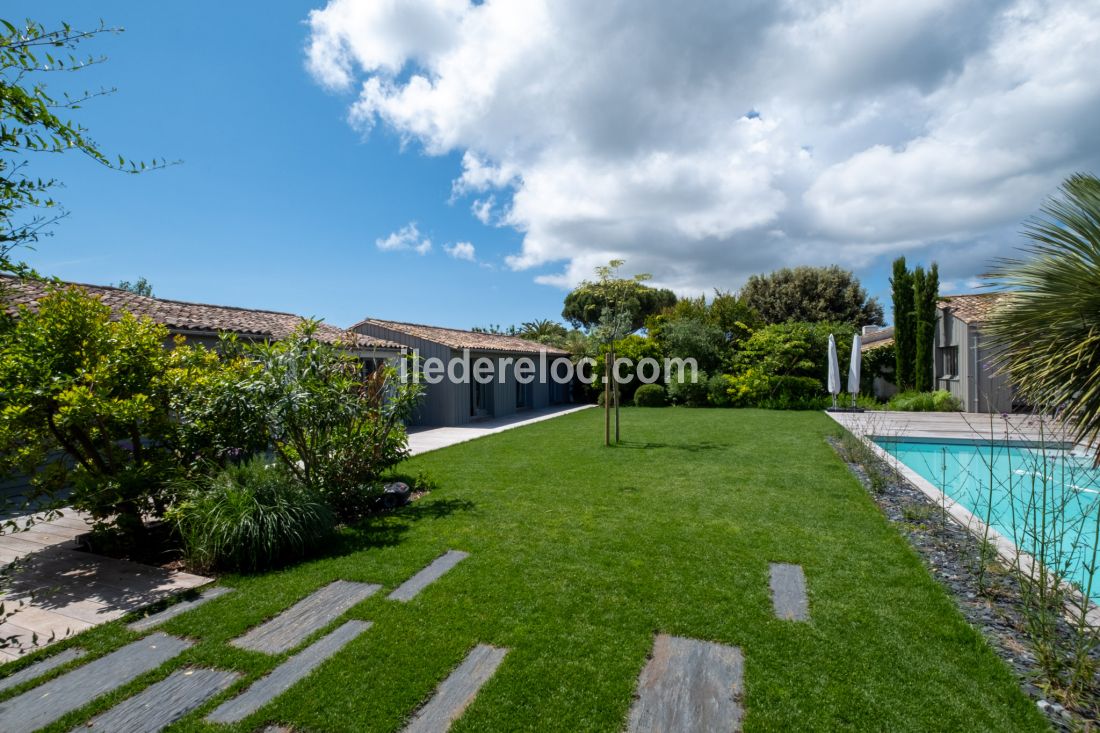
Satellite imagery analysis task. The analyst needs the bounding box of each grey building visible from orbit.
[0,277,404,504]
[352,319,573,426]
[860,325,898,401]
[934,293,1014,413]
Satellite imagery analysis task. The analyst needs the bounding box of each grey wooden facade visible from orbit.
[352,322,572,427]
[934,304,1014,413]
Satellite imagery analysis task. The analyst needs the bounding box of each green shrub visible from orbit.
[242,325,423,521]
[634,384,667,407]
[597,388,621,407]
[667,370,709,407]
[720,321,856,409]
[887,390,962,412]
[171,458,335,573]
[0,287,184,539]
[932,390,962,411]
[707,374,733,407]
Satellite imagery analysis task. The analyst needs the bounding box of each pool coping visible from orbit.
[831,415,1100,628]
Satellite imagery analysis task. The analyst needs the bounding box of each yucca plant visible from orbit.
[985,173,1100,462]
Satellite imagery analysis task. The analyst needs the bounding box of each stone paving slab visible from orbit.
[128,586,234,633]
[404,644,508,733]
[1,510,211,661]
[75,667,239,732]
[0,632,192,731]
[388,551,469,602]
[0,647,86,694]
[232,581,379,655]
[769,563,810,621]
[208,620,372,724]
[627,634,744,733]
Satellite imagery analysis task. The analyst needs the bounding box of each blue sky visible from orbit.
[8,2,565,329]
[7,1,1099,329]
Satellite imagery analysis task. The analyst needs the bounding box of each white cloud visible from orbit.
[444,241,476,261]
[471,196,495,225]
[309,0,1100,292]
[376,222,432,255]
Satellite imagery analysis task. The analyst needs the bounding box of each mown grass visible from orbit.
[2,408,1047,731]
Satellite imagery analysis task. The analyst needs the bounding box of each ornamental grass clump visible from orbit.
[171,458,335,573]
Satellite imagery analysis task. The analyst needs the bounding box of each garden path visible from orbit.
[0,509,211,663]
[407,404,592,455]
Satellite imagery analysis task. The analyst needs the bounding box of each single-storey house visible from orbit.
[934,292,1014,413]
[0,276,405,502]
[352,318,573,426]
[1,276,401,359]
[859,325,898,400]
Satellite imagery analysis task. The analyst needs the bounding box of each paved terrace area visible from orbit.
[827,410,1078,445]
[408,404,593,456]
[0,509,211,664]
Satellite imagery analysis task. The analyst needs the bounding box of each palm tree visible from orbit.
[519,319,567,345]
[984,173,1100,459]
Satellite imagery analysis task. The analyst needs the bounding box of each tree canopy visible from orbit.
[740,265,883,327]
[562,271,676,332]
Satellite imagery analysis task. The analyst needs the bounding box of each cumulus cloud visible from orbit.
[308,0,1100,292]
[444,241,476,261]
[376,222,432,255]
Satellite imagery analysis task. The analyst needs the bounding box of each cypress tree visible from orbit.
[914,263,939,392]
[913,266,930,391]
[891,257,915,390]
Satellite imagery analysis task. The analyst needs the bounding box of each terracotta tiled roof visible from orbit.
[937,292,1008,324]
[1,276,400,349]
[354,318,569,355]
[861,326,894,352]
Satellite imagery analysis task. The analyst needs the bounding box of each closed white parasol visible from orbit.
[827,333,841,409]
[848,332,862,407]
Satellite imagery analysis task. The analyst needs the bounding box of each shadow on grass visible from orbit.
[325,497,477,557]
[616,440,727,452]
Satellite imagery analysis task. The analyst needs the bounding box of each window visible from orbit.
[937,346,959,378]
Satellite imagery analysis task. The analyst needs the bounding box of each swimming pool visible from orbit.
[874,436,1100,603]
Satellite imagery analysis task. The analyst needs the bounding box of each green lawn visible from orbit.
[4,408,1046,731]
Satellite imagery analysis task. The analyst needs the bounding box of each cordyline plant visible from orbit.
[984,173,1100,463]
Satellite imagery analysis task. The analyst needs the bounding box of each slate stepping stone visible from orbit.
[128,586,234,632]
[231,581,379,655]
[0,633,192,732]
[403,644,508,733]
[74,667,239,732]
[388,550,469,602]
[0,647,86,693]
[769,563,810,621]
[207,620,371,724]
[627,635,744,733]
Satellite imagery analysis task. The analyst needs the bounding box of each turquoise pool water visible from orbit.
[874,437,1100,603]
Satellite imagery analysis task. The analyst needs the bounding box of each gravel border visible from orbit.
[828,436,1099,730]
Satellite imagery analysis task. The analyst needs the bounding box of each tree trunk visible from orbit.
[604,351,611,446]
[613,348,620,443]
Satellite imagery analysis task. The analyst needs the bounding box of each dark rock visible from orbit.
[380,481,411,509]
